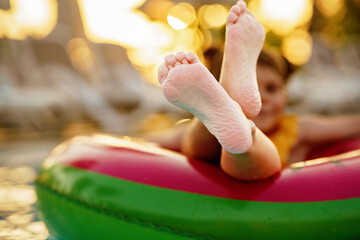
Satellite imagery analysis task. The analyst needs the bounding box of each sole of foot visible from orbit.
[158,52,252,154]
[220,0,265,119]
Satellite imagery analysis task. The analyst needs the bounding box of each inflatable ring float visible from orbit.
[36,134,360,240]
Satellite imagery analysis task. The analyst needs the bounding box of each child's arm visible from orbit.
[140,123,187,152]
[298,114,360,144]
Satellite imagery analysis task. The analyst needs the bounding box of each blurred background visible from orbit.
[1,0,360,142]
[0,0,359,239]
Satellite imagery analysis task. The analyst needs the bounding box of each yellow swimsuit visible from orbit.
[267,115,299,167]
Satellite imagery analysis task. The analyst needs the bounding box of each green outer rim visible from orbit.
[36,185,196,240]
[36,165,360,240]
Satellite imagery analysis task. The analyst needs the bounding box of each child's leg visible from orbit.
[159,52,252,154]
[220,1,265,119]
[158,53,280,180]
[221,126,280,180]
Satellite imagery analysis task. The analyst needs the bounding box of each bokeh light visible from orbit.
[74,0,316,81]
[127,47,163,68]
[249,0,313,36]
[0,0,355,87]
[167,3,196,30]
[77,0,182,85]
[198,4,229,30]
[320,23,346,49]
[173,28,202,51]
[77,0,171,48]
[66,38,95,71]
[143,0,174,22]
[281,29,313,65]
[0,0,57,39]
[316,0,346,18]
[167,15,187,30]
[261,0,306,21]
[201,28,213,50]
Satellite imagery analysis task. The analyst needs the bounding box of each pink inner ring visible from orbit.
[55,143,360,202]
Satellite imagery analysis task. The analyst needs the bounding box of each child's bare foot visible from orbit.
[220,1,265,118]
[158,52,252,154]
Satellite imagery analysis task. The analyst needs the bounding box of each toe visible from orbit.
[186,52,199,63]
[158,63,169,85]
[237,1,247,12]
[230,5,241,16]
[175,52,186,62]
[227,12,238,25]
[165,54,177,67]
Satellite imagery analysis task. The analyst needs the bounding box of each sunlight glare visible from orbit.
[0,0,57,39]
[78,0,171,48]
[261,0,306,21]
[167,3,196,30]
[167,15,187,30]
[77,0,206,85]
[249,0,313,36]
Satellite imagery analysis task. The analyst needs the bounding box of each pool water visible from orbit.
[0,166,50,240]
[0,139,61,240]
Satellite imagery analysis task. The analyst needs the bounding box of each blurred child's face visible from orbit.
[252,64,286,133]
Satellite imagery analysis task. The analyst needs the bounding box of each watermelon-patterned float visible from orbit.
[36,134,360,240]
